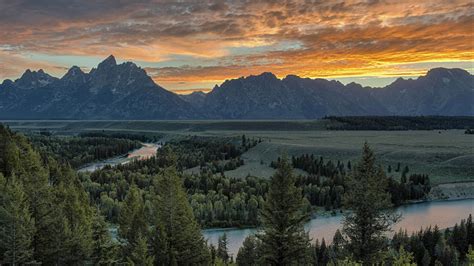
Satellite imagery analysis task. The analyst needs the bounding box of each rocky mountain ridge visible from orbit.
[1,56,472,119]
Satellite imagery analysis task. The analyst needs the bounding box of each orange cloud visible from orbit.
[0,0,472,90]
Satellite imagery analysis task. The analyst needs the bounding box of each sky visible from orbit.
[0,0,473,94]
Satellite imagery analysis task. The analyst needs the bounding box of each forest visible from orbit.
[29,134,142,168]
[273,154,431,208]
[159,135,259,172]
[0,124,472,265]
[325,116,474,130]
[83,138,430,228]
[79,131,163,143]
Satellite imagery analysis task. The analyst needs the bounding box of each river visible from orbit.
[77,143,160,172]
[203,199,474,258]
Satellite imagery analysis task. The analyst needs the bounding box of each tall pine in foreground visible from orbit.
[91,210,118,264]
[151,166,210,265]
[342,143,400,264]
[258,155,311,265]
[0,125,97,264]
[236,235,261,265]
[118,184,148,260]
[0,176,35,265]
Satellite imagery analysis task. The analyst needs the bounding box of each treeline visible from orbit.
[272,154,431,208]
[158,135,259,172]
[392,215,474,265]
[82,152,265,227]
[185,173,267,227]
[308,215,474,265]
[79,131,163,142]
[29,134,142,168]
[325,116,474,130]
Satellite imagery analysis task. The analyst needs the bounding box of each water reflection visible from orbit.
[203,199,474,257]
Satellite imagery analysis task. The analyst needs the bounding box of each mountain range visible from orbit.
[0,55,472,119]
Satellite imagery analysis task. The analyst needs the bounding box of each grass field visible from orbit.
[203,130,473,184]
[3,120,473,184]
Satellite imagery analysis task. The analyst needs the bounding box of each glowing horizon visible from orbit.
[1,0,473,92]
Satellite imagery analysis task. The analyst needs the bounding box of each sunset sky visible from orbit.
[0,0,473,93]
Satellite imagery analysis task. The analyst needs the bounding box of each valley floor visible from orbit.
[4,120,473,184]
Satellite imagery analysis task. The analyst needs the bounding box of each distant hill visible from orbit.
[0,56,472,119]
[179,91,207,108]
[201,69,473,119]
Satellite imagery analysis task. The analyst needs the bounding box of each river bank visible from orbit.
[428,181,474,200]
[77,143,160,172]
[203,198,474,258]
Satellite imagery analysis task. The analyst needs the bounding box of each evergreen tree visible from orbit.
[152,167,210,265]
[0,176,35,265]
[317,238,329,264]
[421,251,431,266]
[467,245,474,265]
[118,184,148,259]
[209,244,217,265]
[127,234,154,266]
[91,211,118,264]
[258,155,311,265]
[50,166,95,264]
[236,235,261,266]
[217,233,230,263]
[342,143,400,264]
[330,229,346,262]
[392,246,416,266]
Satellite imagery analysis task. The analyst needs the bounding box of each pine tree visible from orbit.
[91,211,117,264]
[318,238,329,264]
[330,229,346,262]
[118,184,148,259]
[127,234,154,266]
[0,177,35,265]
[48,166,94,264]
[258,155,311,265]
[421,251,431,266]
[152,166,210,265]
[236,235,261,266]
[393,246,416,266]
[217,233,230,263]
[342,143,400,264]
[209,244,217,265]
[467,245,474,265]
[0,125,97,264]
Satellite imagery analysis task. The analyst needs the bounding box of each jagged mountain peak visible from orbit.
[98,55,117,68]
[64,66,85,76]
[60,66,88,86]
[20,69,33,78]
[15,68,57,89]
